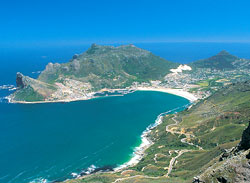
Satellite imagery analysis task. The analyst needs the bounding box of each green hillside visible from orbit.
[38,44,178,88]
[190,50,239,70]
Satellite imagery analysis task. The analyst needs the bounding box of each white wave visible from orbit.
[32,71,41,74]
[71,172,80,178]
[0,84,16,91]
[80,164,97,175]
[29,178,48,183]
[85,164,97,174]
[4,96,12,103]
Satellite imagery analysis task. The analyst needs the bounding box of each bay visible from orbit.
[0,91,189,183]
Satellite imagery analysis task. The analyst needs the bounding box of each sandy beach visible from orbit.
[10,87,197,104]
[136,87,198,102]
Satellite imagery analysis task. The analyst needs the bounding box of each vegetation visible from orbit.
[38,44,178,90]
[13,86,45,101]
[190,50,239,70]
[12,73,57,102]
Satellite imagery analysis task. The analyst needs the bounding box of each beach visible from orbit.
[9,86,198,104]
[136,87,198,102]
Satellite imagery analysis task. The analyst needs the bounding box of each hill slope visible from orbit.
[39,44,177,85]
[190,50,250,70]
[11,44,178,102]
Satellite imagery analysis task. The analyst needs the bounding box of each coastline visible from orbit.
[136,87,198,102]
[114,114,163,171]
[9,87,198,104]
[113,102,192,173]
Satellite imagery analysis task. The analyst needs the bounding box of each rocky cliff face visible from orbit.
[238,121,250,151]
[16,72,27,88]
[12,72,57,102]
[197,121,250,183]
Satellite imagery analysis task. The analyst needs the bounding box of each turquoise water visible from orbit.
[0,91,189,183]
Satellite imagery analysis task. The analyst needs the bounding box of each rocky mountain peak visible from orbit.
[16,72,27,88]
[86,43,105,54]
[217,50,231,56]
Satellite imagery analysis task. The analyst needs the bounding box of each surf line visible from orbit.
[115,102,192,171]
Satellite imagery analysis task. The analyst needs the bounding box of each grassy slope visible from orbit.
[65,81,250,183]
[13,75,57,102]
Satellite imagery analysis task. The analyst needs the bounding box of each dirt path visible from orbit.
[165,149,191,177]
[112,114,203,182]
[164,115,203,176]
[112,175,160,183]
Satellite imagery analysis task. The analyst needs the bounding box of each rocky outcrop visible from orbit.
[12,72,57,102]
[16,72,27,88]
[238,121,250,151]
[70,59,81,71]
[197,122,250,183]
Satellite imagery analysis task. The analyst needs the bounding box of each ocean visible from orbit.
[1,42,250,183]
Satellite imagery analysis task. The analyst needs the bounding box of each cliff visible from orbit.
[12,72,57,102]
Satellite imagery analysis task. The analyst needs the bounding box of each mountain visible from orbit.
[11,44,178,102]
[39,44,177,85]
[64,80,250,182]
[190,50,250,71]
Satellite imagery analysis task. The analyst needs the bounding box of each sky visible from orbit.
[1,0,250,47]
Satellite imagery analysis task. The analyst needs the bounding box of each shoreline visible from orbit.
[136,87,198,102]
[114,114,163,171]
[113,102,192,172]
[9,87,198,104]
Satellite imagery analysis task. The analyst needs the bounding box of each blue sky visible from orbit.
[1,0,250,47]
